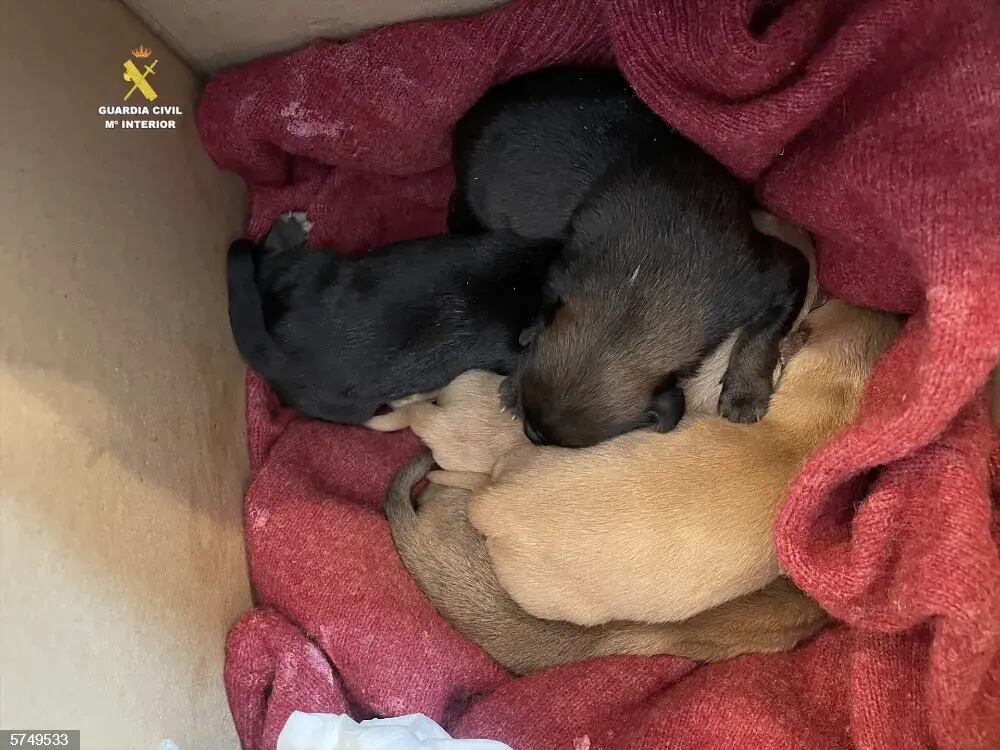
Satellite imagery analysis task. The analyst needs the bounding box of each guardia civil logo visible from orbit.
[97,46,184,130]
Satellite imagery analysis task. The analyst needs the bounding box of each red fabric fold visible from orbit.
[199,1,1000,747]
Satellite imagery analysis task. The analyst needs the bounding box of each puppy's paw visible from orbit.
[264,211,312,252]
[718,381,772,424]
[289,211,314,233]
[364,410,413,432]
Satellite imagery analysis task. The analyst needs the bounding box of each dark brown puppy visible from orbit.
[386,452,829,675]
[452,67,809,446]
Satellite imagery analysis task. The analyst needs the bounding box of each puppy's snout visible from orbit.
[523,419,550,446]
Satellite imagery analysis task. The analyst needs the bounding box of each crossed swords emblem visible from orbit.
[123,58,158,102]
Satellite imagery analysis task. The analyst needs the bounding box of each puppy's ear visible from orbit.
[649,383,686,433]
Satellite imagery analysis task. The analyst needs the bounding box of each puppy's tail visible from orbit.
[493,577,829,674]
[226,239,285,378]
[384,451,436,536]
[584,578,829,665]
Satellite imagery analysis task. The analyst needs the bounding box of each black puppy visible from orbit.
[227,214,557,423]
[450,67,809,447]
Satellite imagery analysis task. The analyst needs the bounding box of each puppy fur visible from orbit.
[369,213,820,455]
[469,300,903,626]
[367,370,528,475]
[387,451,829,675]
[451,67,810,446]
[227,214,558,423]
[366,347,755,485]
[365,349,752,483]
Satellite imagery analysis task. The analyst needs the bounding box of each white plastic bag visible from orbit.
[277,711,515,750]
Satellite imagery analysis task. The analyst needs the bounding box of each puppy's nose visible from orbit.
[523,420,550,446]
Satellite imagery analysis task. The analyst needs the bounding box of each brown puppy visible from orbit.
[368,213,820,466]
[453,67,812,448]
[367,361,729,487]
[367,348,769,491]
[387,451,828,675]
[368,353,741,490]
[470,300,902,626]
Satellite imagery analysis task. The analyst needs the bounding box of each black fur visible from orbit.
[451,67,808,446]
[227,217,558,423]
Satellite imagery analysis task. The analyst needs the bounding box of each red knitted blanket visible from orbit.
[197,1,1000,747]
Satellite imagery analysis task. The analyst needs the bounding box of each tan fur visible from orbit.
[387,452,829,675]
[368,370,528,473]
[469,300,902,625]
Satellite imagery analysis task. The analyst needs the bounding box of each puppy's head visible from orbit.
[504,216,815,447]
[375,370,529,474]
[502,271,711,447]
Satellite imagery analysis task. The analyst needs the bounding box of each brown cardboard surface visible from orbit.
[1,2,250,747]
[124,0,510,71]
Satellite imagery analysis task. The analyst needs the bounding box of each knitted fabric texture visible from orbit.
[198,1,1000,747]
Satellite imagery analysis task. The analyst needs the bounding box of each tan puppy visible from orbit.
[387,452,829,674]
[469,300,902,626]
